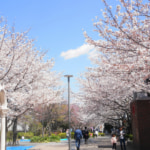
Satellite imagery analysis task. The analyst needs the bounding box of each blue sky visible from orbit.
[0,0,115,92]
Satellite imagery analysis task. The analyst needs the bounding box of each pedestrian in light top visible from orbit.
[66,129,69,139]
[95,129,98,137]
[111,134,117,150]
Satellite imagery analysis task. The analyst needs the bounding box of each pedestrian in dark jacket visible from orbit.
[83,127,89,144]
[74,128,83,150]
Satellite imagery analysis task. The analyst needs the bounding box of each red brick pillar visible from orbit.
[130,99,150,150]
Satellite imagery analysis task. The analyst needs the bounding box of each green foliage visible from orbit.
[58,133,66,139]
[92,133,95,137]
[30,136,42,142]
[18,132,24,139]
[71,132,74,139]
[51,133,56,136]
[126,134,133,141]
[49,134,60,142]
[29,121,42,136]
[36,104,69,132]
[30,135,60,143]
[99,133,105,136]
[18,132,34,139]
[25,132,34,139]
[58,132,74,139]
[129,134,133,140]
[89,132,93,138]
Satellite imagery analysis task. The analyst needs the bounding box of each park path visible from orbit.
[27,135,135,150]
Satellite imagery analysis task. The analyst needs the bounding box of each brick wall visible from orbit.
[130,100,150,150]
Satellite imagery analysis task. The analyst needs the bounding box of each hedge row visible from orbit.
[98,133,105,136]
[18,132,34,139]
[58,132,105,139]
[30,135,60,143]
[6,131,106,142]
[6,131,34,139]
[58,132,74,139]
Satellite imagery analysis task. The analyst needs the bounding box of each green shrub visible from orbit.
[129,134,133,140]
[92,133,97,137]
[99,133,105,136]
[18,132,34,139]
[30,135,60,143]
[25,132,34,139]
[71,132,74,139]
[30,136,45,143]
[89,132,93,138]
[51,133,56,136]
[58,133,66,139]
[18,132,24,139]
[125,134,133,141]
[30,136,41,142]
[58,132,74,139]
[49,135,60,142]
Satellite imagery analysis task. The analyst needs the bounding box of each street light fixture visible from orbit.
[64,75,73,150]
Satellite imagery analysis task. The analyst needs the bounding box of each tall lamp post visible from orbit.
[64,75,73,150]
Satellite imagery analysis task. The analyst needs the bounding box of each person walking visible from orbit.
[66,129,69,140]
[119,127,126,150]
[74,128,83,150]
[111,134,117,150]
[93,128,96,138]
[95,129,98,138]
[83,127,89,144]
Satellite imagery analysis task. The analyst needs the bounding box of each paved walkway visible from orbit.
[17,136,136,150]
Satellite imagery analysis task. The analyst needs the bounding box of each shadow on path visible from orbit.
[98,145,112,148]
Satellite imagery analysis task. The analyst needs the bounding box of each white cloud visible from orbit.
[88,49,98,59]
[61,44,94,59]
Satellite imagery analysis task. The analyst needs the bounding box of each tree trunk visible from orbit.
[25,123,27,133]
[13,117,18,145]
[42,125,44,137]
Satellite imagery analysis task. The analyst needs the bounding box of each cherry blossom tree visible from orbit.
[76,0,150,132]
[0,17,64,144]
